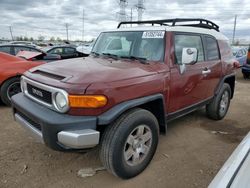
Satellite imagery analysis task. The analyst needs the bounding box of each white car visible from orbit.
[76,42,94,56]
[209,132,250,188]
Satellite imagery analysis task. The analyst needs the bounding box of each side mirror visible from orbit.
[179,48,198,74]
[181,48,198,65]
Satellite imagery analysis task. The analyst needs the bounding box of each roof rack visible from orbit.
[117,18,220,32]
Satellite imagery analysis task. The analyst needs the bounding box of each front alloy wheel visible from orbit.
[124,125,152,167]
[100,108,159,179]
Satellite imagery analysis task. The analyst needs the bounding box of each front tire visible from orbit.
[0,77,21,106]
[206,83,231,120]
[100,108,159,179]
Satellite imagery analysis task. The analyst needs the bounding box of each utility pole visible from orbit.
[9,26,14,41]
[82,9,84,42]
[135,0,145,21]
[232,15,237,45]
[65,23,69,41]
[130,7,133,27]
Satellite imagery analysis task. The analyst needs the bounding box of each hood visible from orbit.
[29,56,158,84]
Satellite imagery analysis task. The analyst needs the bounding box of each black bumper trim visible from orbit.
[12,93,97,150]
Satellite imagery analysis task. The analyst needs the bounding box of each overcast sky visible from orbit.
[0,0,249,41]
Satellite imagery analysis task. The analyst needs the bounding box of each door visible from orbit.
[63,47,77,59]
[168,33,210,113]
[202,36,222,98]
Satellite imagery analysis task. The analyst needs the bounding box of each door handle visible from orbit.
[202,68,211,75]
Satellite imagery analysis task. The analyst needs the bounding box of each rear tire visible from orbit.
[0,77,21,106]
[243,73,250,79]
[206,83,231,120]
[100,108,159,179]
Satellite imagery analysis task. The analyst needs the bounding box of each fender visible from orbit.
[215,73,235,99]
[98,94,166,130]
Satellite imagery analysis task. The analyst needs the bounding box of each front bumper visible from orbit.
[12,93,99,150]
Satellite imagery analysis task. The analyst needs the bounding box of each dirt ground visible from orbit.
[0,72,250,188]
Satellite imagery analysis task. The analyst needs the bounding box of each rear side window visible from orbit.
[0,46,11,54]
[204,37,220,61]
[50,48,63,54]
[64,48,75,54]
[28,48,40,53]
[174,34,204,64]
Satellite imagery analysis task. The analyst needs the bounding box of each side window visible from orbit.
[50,48,63,54]
[174,34,204,64]
[14,46,30,55]
[204,36,220,61]
[28,48,40,53]
[64,48,75,54]
[0,46,11,54]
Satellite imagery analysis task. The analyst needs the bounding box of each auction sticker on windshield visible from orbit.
[142,31,165,38]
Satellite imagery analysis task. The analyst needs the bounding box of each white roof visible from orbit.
[108,25,228,41]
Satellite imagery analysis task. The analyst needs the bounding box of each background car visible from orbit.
[232,46,247,66]
[242,46,250,79]
[0,52,44,105]
[9,41,39,48]
[43,46,82,59]
[76,42,94,56]
[0,44,61,61]
[209,132,250,188]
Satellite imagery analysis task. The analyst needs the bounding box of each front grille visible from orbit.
[27,83,52,104]
[16,110,42,131]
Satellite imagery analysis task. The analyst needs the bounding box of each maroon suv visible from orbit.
[11,18,238,179]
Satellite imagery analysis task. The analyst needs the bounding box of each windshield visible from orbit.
[92,31,165,61]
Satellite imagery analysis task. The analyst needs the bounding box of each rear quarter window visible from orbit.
[218,40,233,60]
[204,36,220,61]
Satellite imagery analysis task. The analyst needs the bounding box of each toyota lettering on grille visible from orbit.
[31,88,44,97]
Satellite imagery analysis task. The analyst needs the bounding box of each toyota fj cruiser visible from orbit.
[12,18,238,179]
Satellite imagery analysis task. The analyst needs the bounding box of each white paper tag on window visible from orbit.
[142,31,165,38]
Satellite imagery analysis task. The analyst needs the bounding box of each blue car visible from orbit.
[242,47,250,79]
[232,47,247,66]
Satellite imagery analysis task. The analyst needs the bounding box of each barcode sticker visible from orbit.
[142,31,165,38]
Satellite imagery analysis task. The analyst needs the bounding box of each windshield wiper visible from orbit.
[120,55,149,64]
[102,53,119,60]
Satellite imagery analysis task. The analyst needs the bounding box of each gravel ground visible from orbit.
[0,72,249,188]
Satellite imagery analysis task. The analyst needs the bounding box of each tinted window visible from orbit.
[0,46,11,54]
[50,48,63,54]
[64,48,75,54]
[205,37,219,61]
[28,48,40,53]
[174,34,204,64]
[14,46,31,55]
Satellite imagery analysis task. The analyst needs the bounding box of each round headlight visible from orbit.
[54,92,68,112]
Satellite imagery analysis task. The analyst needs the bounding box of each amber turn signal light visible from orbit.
[68,95,108,108]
